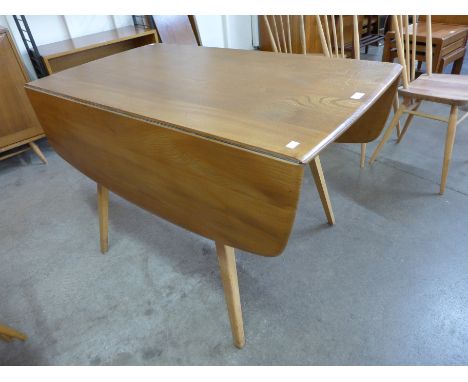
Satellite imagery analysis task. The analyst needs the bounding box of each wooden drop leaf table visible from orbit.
[25,44,401,348]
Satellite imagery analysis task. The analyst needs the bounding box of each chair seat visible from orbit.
[399,74,468,106]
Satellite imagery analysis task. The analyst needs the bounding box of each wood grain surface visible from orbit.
[399,74,468,106]
[38,26,157,59]
[153,15,198,45]
[26,44,401,164]
[26,89,304,257]
[0,27,44,151]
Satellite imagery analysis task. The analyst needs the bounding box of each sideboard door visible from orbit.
[0,30,43,149]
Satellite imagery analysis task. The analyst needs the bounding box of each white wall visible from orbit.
[196,15,255,50]
[0,15,255,79]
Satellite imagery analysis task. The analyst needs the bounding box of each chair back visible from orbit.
[316,15,360,59]
[262,15,305,54]
[264,15,360,58]
[391,15,432,89]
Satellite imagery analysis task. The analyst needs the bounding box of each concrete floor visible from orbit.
[1,45,468,365]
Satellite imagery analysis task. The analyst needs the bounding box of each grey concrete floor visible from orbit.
[1,45,468,365]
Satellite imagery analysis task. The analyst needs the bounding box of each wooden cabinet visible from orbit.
[37,26,158,75]
[0,26,46,163]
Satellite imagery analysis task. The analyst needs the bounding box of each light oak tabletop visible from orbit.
[27,43,401,163]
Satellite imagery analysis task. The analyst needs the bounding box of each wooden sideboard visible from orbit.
[0,26,46,163]
[37,26,158,75]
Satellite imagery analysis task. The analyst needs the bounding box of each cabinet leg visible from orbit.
[97,183,109,254]
[29,141,47,164]
[215,242,245,348]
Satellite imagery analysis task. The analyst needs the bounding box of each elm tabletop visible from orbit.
[25,43,401,348]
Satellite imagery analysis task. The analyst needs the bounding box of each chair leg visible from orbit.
[397,101,421,143]
[393,93,402,138]
[360,143,366,168]
[369,104,406,164]
[29,141,47,164]
[440,105,458,195]
[215,242,245,349]
[0,324,27,342]
[97,183,109,254]
[309,155,335,225]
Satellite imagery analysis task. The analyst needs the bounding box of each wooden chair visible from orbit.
[315,15,402,168]
[263,15,335,225]
[369,15,468,194]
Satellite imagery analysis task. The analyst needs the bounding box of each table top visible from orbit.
[37,26,155,59]
[392,21,468,41]
[27,44,401,163]
[420,15,468,26]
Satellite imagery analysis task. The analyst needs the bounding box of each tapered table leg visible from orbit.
[309,155,335,225]
[360,143,366,168]
[97,183,109,254]
[215,242,245,348]
[440,105,458,195]
[393,93,402,138]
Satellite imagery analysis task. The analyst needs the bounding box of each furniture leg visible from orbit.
[0,324,27,342]
[309,155,335,225]
[369,104,405,164]
[215,242,245,348]
[440,105,458,195]
[397,101,422,143]
[29,141,47,164]
[382,35,391,62]
[417,60,422,73]
[452,55,464,75]
[360,143,366,168]
[393,93,402,137]
[97,183,109,254]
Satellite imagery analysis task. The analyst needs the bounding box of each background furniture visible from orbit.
[0,26,46,163]
[37,26,158,75]
[26,43,400,348]
[357,15,386,54]
[370,16,468,195]
[13,15,158,77]
[152,15,201,46]
[420,15,468,25]
[383,20,468,75]
[259,15,383,57]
